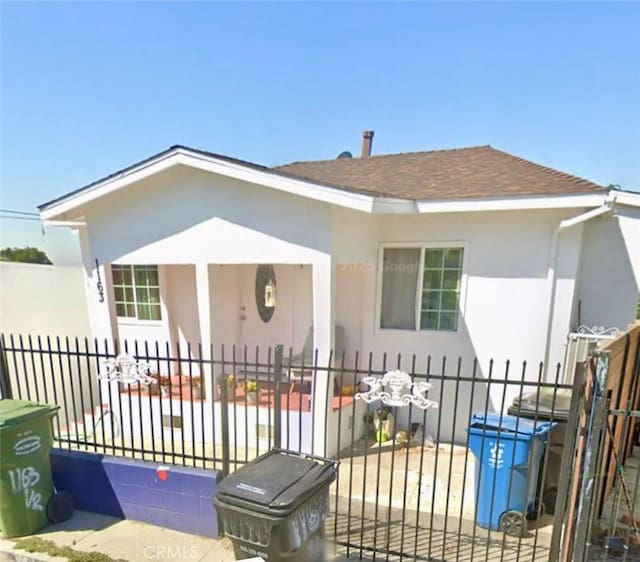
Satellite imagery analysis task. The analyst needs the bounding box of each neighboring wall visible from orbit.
[0,262,90,338]
[0,262,93,422]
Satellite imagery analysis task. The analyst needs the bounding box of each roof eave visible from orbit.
[39,147,377,221]
[416,192,608,213]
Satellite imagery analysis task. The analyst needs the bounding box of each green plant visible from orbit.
[14,537,127,562]
[226,374,236,390]
[245,380,258,393]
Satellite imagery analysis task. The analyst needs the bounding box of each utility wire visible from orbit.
[0,208,39,217]
[0,215,41,221]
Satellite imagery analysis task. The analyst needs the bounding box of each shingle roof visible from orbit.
[274,145,605,200]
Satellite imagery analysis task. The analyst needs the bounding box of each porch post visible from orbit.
[195,264,215,401]
[311,254,335,456]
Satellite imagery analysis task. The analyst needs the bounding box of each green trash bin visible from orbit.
[0,399,59,538]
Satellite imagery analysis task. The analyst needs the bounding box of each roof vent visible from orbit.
[336,151,353,159]
[361,130,374,158]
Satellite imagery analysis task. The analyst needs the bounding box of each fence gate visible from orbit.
[554,322,640,562]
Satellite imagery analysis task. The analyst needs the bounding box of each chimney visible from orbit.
[361,130,374,158]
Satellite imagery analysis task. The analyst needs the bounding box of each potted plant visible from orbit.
[146,373,161,396]
[366,406,395,443]
[245,380,259,405]
[158,375,171,398]
[190,376,203,399]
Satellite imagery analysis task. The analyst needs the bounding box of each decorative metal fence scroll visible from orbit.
[576,325,619,337]
[99,354,155,385]
[355,370,439,410]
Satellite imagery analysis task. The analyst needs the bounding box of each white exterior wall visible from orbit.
[331,207,585,369]
[577,207,640,331]
[78,165,332,349]
[331,207,592,441]
[66,162,640,446]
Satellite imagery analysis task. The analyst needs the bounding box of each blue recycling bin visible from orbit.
[466,413,555,536]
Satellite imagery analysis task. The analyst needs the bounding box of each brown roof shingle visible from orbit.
[274,145,605,200]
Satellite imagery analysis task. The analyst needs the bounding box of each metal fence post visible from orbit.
[220,367,231,477]
[273,344,283,449]
[0,335,13,400]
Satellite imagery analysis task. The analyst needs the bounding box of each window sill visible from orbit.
[116,318,164,327]
[376,328,461,336]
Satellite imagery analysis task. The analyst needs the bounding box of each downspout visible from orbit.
[543,201,615,378]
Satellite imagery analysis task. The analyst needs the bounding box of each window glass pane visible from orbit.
[420,311,439,330]
[114,287,125,302]
[420,247,463,332]
[112,268,123,286]
[424,249,444,268]
[116,303,127,317]
[380,248,420,329]
[126,304,136,317]
[137,304,151,320]
[124,287,134,302]
[422,290,440,310]
[148,288,161,304]
[441,291,459,310]
[444,248,462,268]
[134,266,159,286]
[423,269,442,290]
[439,311,458,331]
[443,270,460,290]
[134,268,146,286]
[136,288,150,305]
[147,267,159,286]
[123,266,133,285]
[148,305,162,321]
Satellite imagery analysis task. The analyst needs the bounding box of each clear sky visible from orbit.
[1,1,639,264]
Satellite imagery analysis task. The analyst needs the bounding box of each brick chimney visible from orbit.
[361,130,374,158]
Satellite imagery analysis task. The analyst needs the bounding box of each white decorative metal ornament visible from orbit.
[576,325,619,337]
[355,370,438,410]
[99,354,155,385]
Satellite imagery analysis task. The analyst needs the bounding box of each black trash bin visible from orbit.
[508,387,572,514]
[213,449,337,561]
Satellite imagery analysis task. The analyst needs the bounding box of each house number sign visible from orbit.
[95,259,105,303]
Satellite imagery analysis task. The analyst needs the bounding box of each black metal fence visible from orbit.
[2,331,640,562]
[0,334,328,474]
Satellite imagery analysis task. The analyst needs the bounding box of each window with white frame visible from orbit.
[112,265,162,321]
[380,246,464,331]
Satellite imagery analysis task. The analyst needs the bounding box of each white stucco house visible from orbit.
[38,135,640,448]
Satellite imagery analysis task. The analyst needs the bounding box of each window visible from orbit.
[380,246,464,332]
[112,265,161,321]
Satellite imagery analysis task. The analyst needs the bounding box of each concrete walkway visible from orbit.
[0,511,236,562]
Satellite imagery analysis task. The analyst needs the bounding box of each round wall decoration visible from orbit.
[255,265,276,323]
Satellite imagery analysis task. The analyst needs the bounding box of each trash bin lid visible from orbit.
[0,399,59,429]
[509,388,571,421]
[468,413,555,438]
[215,449,337,516]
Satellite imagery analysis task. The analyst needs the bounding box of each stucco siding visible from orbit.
[577,207,640,332]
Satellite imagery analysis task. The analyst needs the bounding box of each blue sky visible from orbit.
[1,1,639,264]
